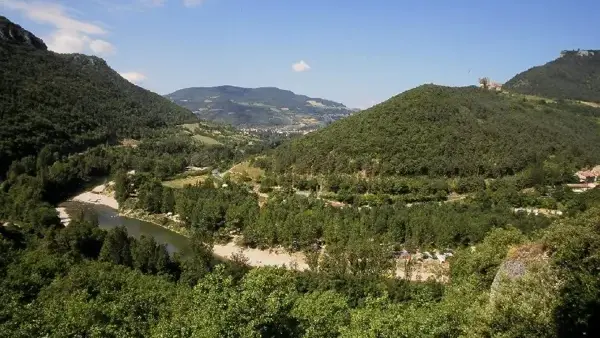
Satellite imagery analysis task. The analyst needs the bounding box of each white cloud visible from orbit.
[2,0,116,56]
[89,0,166,12]
[2,1,106,34]
[183,0,205,8]
[139,0,166,7]
[90,39,116,55]
[45,30,89,53]
[292,60,311,72]
[92,0,205,11]
[120,72,147,84]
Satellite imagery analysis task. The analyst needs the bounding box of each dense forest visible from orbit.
[0,125,280,225]
[126,174,553,252]
[254,157,577,206]
[504,49,600,103]
[265,85,600,177]
[1,194,599,336]
[0,16,196,175]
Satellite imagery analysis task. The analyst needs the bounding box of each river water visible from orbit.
[62,201,189,254]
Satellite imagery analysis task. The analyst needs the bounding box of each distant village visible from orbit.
[240,126,317,136]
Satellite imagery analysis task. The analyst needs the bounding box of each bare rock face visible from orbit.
[560,49,598,58]
[64,54,109,69]
[0,16,47,50]
[490,243,548,301]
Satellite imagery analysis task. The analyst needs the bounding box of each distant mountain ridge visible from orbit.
[504,49,600,102]
[0,16,196,174]
[166,85,354,128]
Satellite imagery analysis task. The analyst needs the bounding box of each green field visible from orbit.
[181,122,214,131]
[228,161,265,182]
[162,175,208,188]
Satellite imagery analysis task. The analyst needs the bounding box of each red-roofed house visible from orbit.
[576,170,598,183]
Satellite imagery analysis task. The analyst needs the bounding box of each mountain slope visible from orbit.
[504,49,600,103]
[0,16,196,174]
[166,85,354,128]
[268,85,600,177]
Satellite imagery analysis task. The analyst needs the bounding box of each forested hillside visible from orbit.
[266,85,600,177]
[166,85,353,127]
[504,49,600,102]
[0,16,196,175]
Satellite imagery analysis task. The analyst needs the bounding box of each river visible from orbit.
[61,201,189,254]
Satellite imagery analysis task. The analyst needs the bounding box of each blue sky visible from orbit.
[2,0,599,108]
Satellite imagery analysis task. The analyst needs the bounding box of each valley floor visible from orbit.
[66,183,446,282]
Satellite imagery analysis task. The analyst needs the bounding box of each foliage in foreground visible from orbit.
[1,203,599,337]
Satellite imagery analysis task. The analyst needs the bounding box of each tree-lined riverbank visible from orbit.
[66,184,444,281]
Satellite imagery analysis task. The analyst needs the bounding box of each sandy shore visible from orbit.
[71,184,119,209]
[213,242,309,271]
